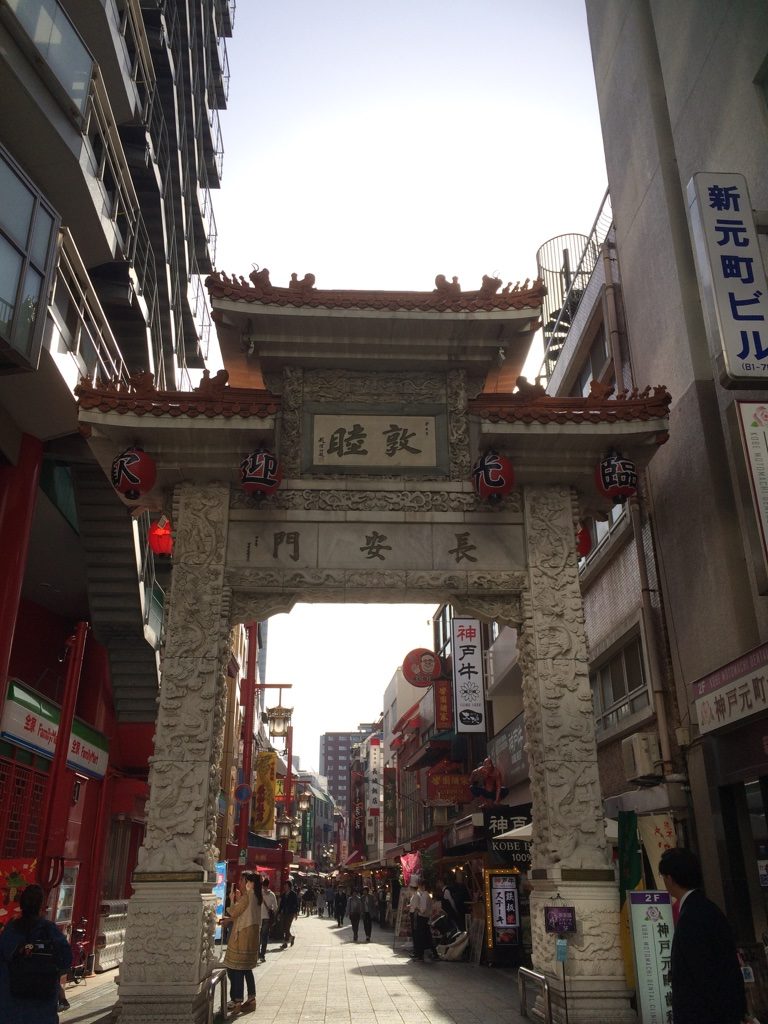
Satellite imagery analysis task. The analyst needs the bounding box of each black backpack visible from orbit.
[8,923,61,1000]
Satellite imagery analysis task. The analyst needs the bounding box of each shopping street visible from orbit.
[60,913,528,1024]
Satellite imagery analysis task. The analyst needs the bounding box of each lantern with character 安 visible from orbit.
[111,446,156,501]
[595,452,638,503]
[240,448,282,497]
[471,450,515,502]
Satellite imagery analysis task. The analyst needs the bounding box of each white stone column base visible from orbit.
[117,877,218,1024]
[530,873,637,1024]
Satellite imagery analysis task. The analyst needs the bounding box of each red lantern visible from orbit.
[240,448,282,496]
[595,452,638,503]
[576,523,593,558]
[471,450,515,501]
[111,446,156,501]
[148,515,174,557]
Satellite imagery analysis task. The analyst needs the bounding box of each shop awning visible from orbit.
[495,818,619,842]
[342,849,365,867]
[392,701,420,734]
[403,739,451,771]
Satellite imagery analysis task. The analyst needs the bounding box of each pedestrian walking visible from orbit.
[346,890,363,942]
[325,883,334,919]
[221,872,262,1016]
[334,887,347,927]
[258,876,277,963]
[361,886,376,942]
[412,879,438,962]
[659,848,746,1024]
[377,884,388,928]
[0,883,72,1024]
[278,880,299,949]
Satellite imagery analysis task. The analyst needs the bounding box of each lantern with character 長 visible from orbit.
[471,450,515,502]
[595,451,638,503]
[240,448,282,497]
[111,446,157,501]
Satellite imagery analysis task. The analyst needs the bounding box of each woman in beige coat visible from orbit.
[222,872,262,1015]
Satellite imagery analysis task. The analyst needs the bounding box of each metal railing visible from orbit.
[539,189,613,386]
[207,966,228,1024]
[518,967,552,1023]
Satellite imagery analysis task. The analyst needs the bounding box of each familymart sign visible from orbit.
[0,681,109,778]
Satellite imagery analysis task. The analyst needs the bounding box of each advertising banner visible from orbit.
[433,677,453,730]
[426,759,470,804]
[451,618,485,733]
[484,868,520,949]
[213,861,227,941]
[692,638,768,735]
[629,891,674,1024]
[383,766,397,843]
[0,858,37,934]
[0,682,108,778]
[253,751,277,831]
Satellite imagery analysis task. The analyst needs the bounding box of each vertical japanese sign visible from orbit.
[484,869,520,948]
[688,172,768,385]
[433,677,454,730]
[253,751,277,831]
[382,766,397,843]
[451,618,485,733]
[629,891,674,1024]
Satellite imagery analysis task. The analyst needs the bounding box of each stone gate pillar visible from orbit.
[119,483,231,1024]
[521,485,634,1023]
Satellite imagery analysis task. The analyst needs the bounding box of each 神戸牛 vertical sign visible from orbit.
[688,172,768,386]
[629,891,674,1024]
[451,618,484,732]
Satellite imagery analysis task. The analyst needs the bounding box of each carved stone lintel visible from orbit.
[229,485,522,515]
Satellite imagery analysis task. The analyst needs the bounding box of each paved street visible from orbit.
[61,914,529,1024]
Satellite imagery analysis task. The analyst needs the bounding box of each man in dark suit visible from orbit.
[659,848,747,1024]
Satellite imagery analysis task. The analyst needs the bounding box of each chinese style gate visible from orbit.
[77,270,671,1023]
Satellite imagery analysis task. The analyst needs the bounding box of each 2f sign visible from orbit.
[688,172,768,387]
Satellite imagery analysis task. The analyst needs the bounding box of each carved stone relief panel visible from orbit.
[520,485,607,873]
[135,484,230,876]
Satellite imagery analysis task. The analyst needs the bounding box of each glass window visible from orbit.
[0,148,58,368]
[591,636,650,734]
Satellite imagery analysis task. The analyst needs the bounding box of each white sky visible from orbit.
[213,1,607,767]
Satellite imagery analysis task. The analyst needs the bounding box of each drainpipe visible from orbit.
[237,623,258,875]
[602,240,625,387]
[38,621,89,892]
[628,497,674,776]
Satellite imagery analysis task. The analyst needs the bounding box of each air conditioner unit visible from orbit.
[621,733,662,783]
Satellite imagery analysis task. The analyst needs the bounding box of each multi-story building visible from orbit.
[0,0,232,961]
[539,0,768,979]
[319,726,373,811]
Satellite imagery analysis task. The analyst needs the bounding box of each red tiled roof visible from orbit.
[471,380,672,426]
[205,269,546,314]
[75,370,280,419]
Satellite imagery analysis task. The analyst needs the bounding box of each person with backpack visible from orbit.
[0,883,72,1024]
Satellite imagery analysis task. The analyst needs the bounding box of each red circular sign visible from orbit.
[402,648,441,687]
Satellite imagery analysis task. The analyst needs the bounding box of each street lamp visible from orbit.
[266,702,294,886]
[266,704,292,741]
[297,787,311,813]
